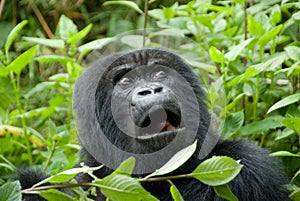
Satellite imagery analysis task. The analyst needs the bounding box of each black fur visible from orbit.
[17,166,47,201]
[19,48,290,201]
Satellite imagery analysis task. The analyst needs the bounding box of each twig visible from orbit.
[250,0,254,6]
[138,173,192,183]
[143,0,149,47]
[242,2,248,66]
[0,0,5,19]
[243,2,247,41]
[22,173,193,195]
[43,141,57,171]
[22,182,94,194]
[29,0,54,38]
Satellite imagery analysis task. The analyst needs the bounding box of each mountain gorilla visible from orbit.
[72,48,289,200]
[20,48,289,201]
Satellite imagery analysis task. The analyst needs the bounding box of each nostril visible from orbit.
[138,90,152,96]
[154,87,163,94]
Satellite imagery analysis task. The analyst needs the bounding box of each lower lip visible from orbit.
[136,127,185,140]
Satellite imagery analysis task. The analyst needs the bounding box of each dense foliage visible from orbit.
[0,0,299,200]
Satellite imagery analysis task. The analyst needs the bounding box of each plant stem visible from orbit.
[139,173,192,182]
[22,182,94,194]
[0,0,5,19]
[43,141,57,171]
[143,0,149,47]
[253,75,260,120]
[242,1,248,66]
[10,71,32,164]
[29,0,54,38]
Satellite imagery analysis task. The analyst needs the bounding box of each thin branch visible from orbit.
[250,0,254,7]
[29,0,54,39]
[43,141,57,171]
[22,173,193,195]
[243,2,247,41]
[138,173,192,183]
[0,0,6,19]
[242,2,248,66]
[22,182,94,194]
[143,0,149,47]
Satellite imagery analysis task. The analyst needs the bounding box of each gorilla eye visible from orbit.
[153,70,167,79]
[119,77,131,85]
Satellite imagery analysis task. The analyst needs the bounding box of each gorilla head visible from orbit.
[73,48,213,173]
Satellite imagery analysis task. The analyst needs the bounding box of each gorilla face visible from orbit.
[114,66,182,138]
[108,64,184,152]
[75,48,210,173]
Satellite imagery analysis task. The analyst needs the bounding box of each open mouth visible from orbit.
[136,106,183,140]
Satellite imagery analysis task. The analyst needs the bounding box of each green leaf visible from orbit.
[0,181,21,201]
[252,53,288,73]
[5,20,28,53]
[163,7,176,19]
[26,127,49,146]
[225,94,245,111]
[234,0,245,4]
[227,67,259,87]
[78,37,114,58]
[240,116,284,136]
[191,156,243,186]
[35,55,75,65]
[225,38,254,61]
[257,24,283,47]
[148,9,165,20]
[292,11,300,25]
[247,15,264,37]
[146,140,197,178]
[112,157,136,176]
[39,189,74,201]
[213,184,238,201]
[271,5,281,26]
[49,73,68,82]
[281,117,300,133]
[103,1,143,14]
[67,24,93,46]
[270,151,300,157]
[285,46,300,61]
[214,19,227,33]
[33,166,102,187]
[292,169,300,182]
[209,46,224,63]
[289,184,300,200]
[13,107,47,119]
[223,111,244,139]
[170,183,184,201]
[57,15,78,40]
[23,37,64,49]
[276,128,295,140]
[98,174,158,201]
[24,82,57,99]
[267,93,300,114]
[121,35,148,48]
[0,67,8,77]
[6,45,38,76]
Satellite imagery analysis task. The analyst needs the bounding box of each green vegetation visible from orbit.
[0,0,299,200]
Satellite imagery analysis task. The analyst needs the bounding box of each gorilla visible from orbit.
[72,48,289,200]
[20,48,289,201]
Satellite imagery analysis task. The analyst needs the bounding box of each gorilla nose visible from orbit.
[137,86,163,96]
[131,84,169,107]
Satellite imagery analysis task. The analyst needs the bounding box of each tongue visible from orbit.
[156,121,176,132]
